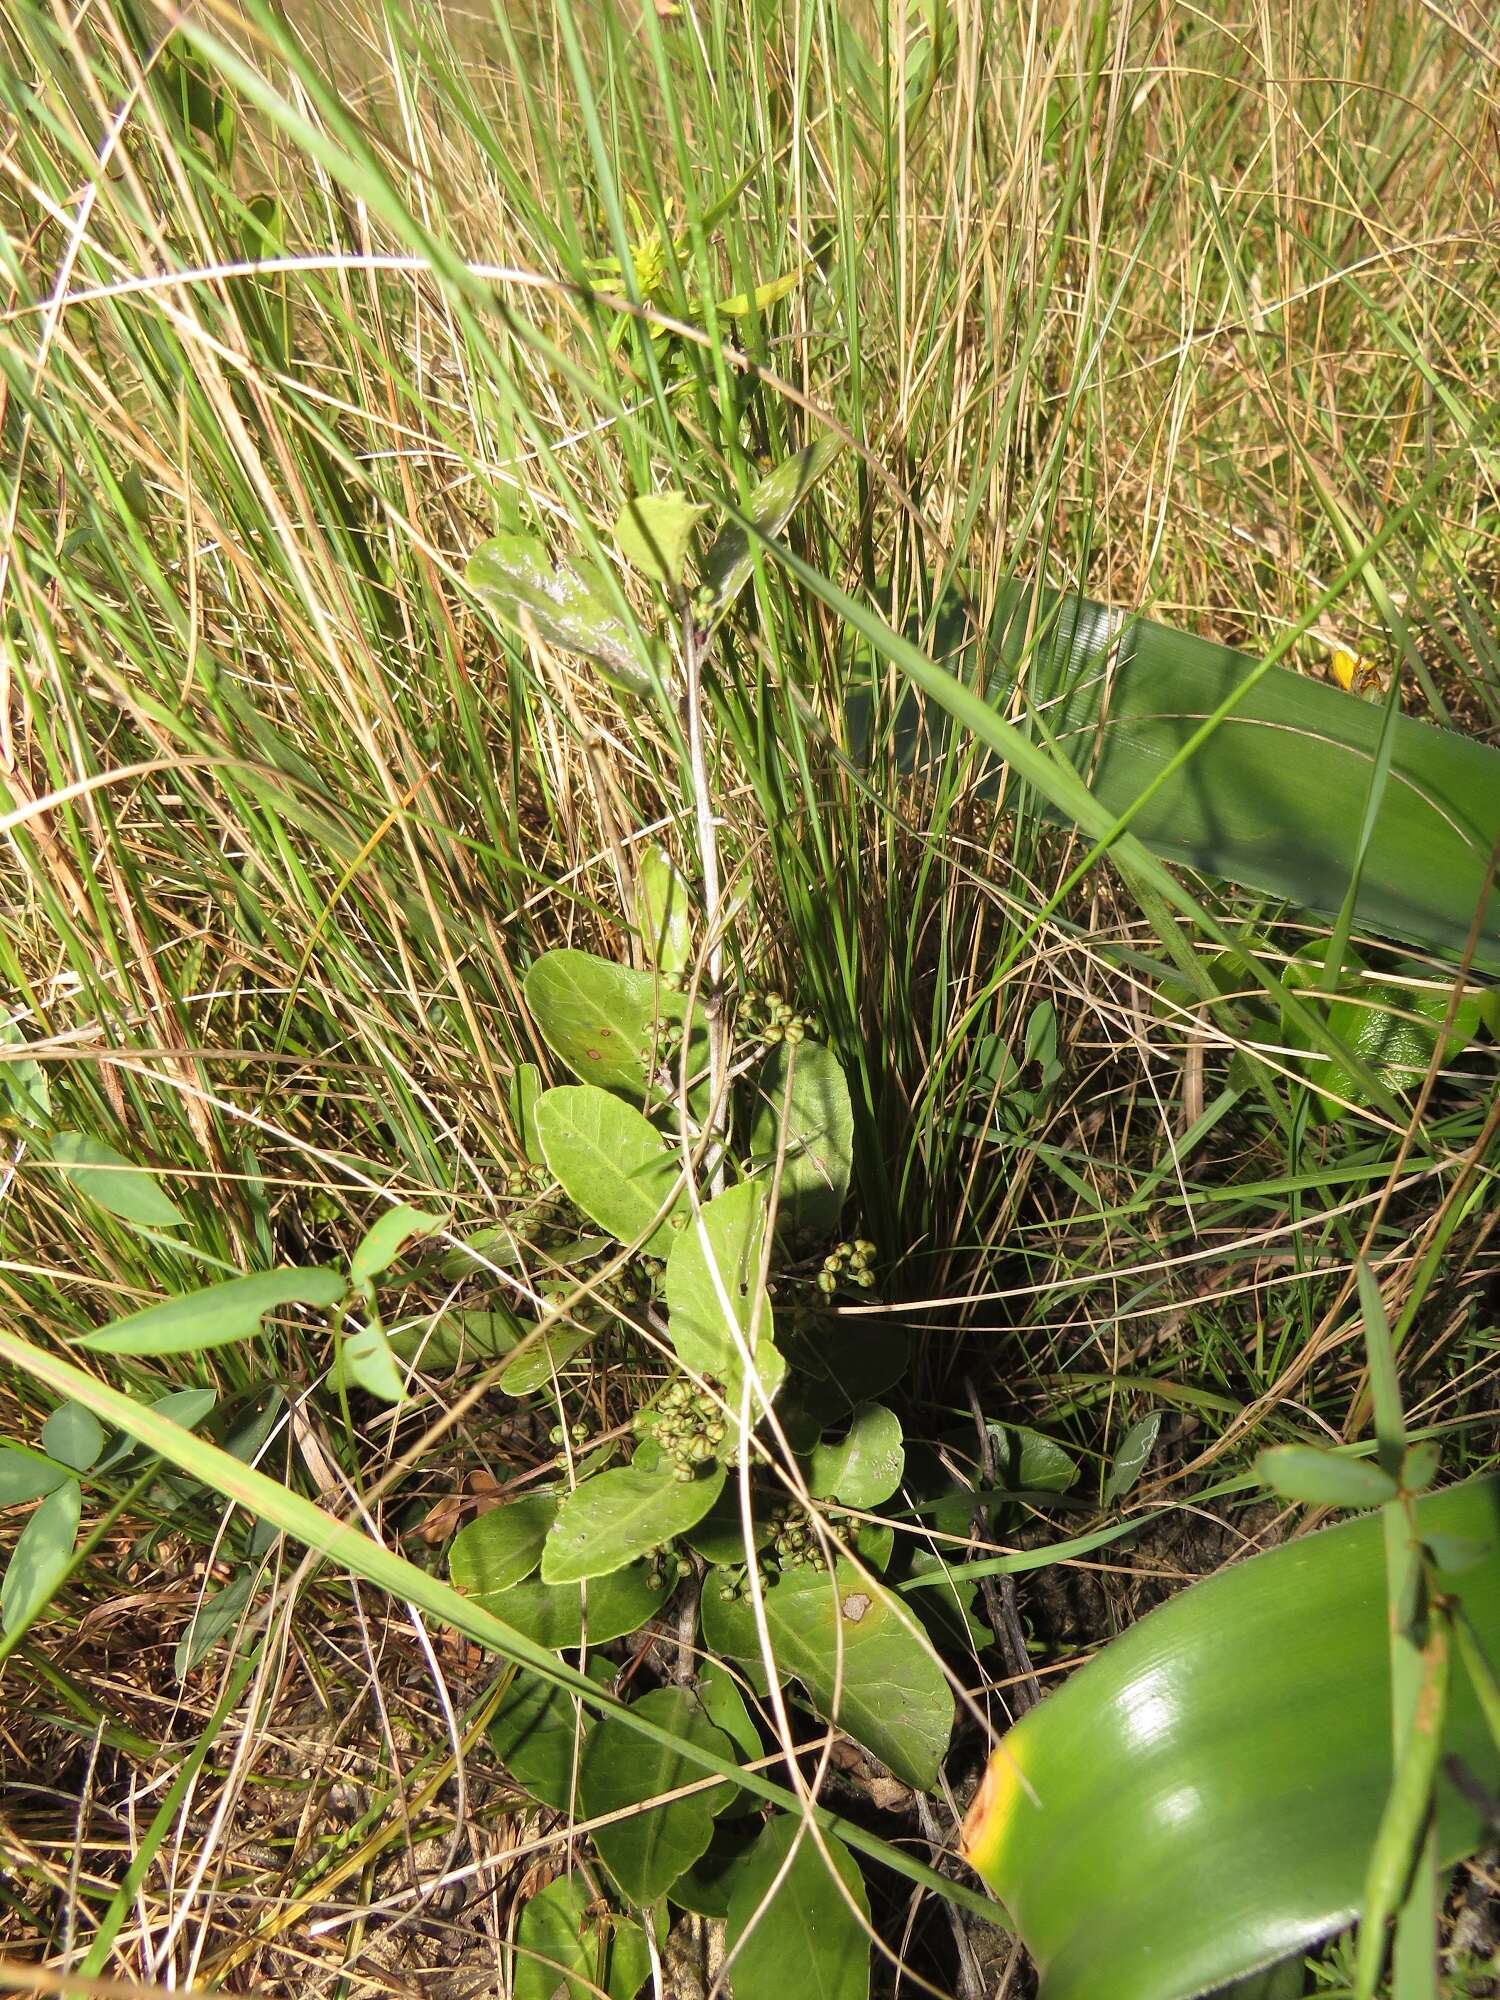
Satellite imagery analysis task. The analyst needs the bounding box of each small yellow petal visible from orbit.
[1330,647,1358,691]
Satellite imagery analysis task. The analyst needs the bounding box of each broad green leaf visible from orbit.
[511,1876,609,2000]
[524,949,704,1099]
[636,843,692,978]
[985,1423,1080,1495]
[748,1041,853,1242]
[93,1387,217,1474]
[534,1085,685,1253]
[468,533,656,697]
[962,1476,1500,2000]
[387,1306,522,1373]
[1103,1412,1162,1504]
[496,1321,597,1396]
[684,1484,773,1567]
[724,1814,871,2000]
[579,1685,736,1902]
[696,1660,761,1765]
[513,1062,545,1163]
[614,492,708,590]
[0,1019,50,1129]
[449,1496,555,1597]
[664,1182,784,1408]
[697,437,843,628]
[489,1659,612,1808]
[805,1404,904,1508]
[704,1560,953,1788]
[0,1446,73,1505]
[47,1133,186,1227]
[174,1569,256,1678]
[349,1204,445,1287]
[868,585,1500,968]
[39,1402,103,1473]
[669,1817,762,1917]
[339,1320,406,1403]
[1,1478,81,1633]
[541,1460,726,1585]
[453,1559,672,1650]
[78,1268,346,1356]
[1257,1444,1399,1511]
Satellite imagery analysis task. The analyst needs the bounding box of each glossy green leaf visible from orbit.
[489,1660,612,1808]
[1,1478,81,1633]
[349,1204,445,1287]
[512,1875,634,2000]
[497,1321,597,1396]
[542,1460,726,1585]
[77,1267,346,1355]
[580,1685,736,1902]
[703,1560,953,1788]
[986,1423,1080,1495]
[1258,1444,1399,1510]
[449,1496,555,1597]
[457,1559,671,1650]
[669,1816,762,1917]
[805,1404,905,1508]
[698,437,842,628]
[535,1085,685,1253]
[962,1477,1500,2000]
[749,1041,854,1242]
[872,586,1500,967]
[636,842,692,978]
[664,1181,784,1409]
[684,1484,773,1567]
[338,1319,405,1402]
[39,1402,103,1473]
[524,948,703,1099]
[696,1660,761,1765]
[1104,1411,1162,1504]
[468,532,656,697]
[47,1133,186,1227]
[614,492,708,589]
[0,1446,73,1506]
[724,1814,871,2000]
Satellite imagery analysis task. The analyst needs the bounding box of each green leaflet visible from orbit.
[77,1268,346,1356]
[724,1815,871,2000]
[696,437,843,628]
[46,1133,186,1228]
[579,1685,736,1902]
[468,532,658,697]
[349,1203,445,1286]
[449,1495,556,1596]
[511,1876,649,2000]
[524,948,706,1101]
[804,1403,905,1508]
[534,1084,686,1252]
[748,1041,854,1242]
[702,1560,953,1789]
[1258,1444,1399,1511]
[664,1181,785,1409]
[614,492,708,590]
[1,1478,81,1634]
[636,842,692,978]
[963,1476,1500,2000]
[38,1403,103,1473]
[541,1460,726,1585]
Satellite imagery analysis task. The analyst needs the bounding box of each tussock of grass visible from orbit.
[0,0,1496,1989]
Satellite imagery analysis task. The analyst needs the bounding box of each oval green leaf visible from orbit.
[1104,1411,1163,1504]
[579,1684,736,1903]
[749,1041,854,1243]
[469,533,654,698]
[78,1267,346,1356]
[449,1495,555,1597]
[697,437,842,629]
[636,842,692,978]
[805,1404,904,1508]
[534,1084,685,1252]
[455,1559,672,1650]
[541,1460,726,1586]
[1,1478,81,1634]
[664,1181,784,1410]
[614,492,708,591]
[47,1133,185,1227]
[524,948,703,1099]
[349,1203,445,1287]
[1257,1444,1399,1511]
[724,1813,871,2000]
[0,1446,73,1506]
[39,1402,104,1473]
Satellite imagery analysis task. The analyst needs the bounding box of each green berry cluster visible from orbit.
[636,1016,685,1067]
[816,1237,878,1296]
[640,1377,726,1480]
[548,1421,591,1447]
[645,1545,691,1592]
[755,990,821,1047]
[502,1161,549,1197]
[770,1502,828,1573]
